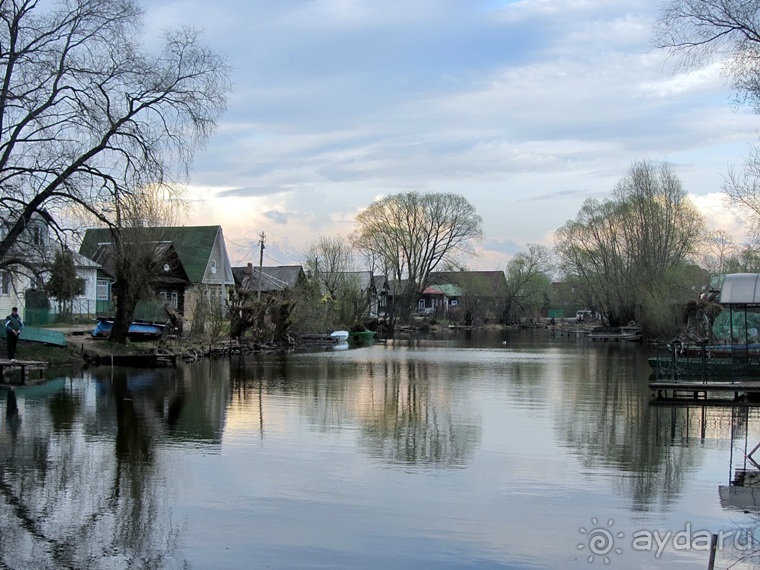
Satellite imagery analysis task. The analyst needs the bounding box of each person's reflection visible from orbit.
[5,387,21,437]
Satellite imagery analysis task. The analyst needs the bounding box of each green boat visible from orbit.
[0,325,66,347]
[348,330,376,339]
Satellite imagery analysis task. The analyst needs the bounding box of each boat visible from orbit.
[329,330,349,342]
[0,325,66,347]
[348,330,376,339]
[92,317,166,340]
[348,330,376,346]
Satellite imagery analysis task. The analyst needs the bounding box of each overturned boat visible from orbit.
[92,317,167,340]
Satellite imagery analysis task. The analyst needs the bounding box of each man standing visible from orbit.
[5,306,23,361]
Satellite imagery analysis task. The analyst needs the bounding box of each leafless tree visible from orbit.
[0,0,230,270]
[555,160,705,331]
[303,235,357,298]
[352,191,482,327]
[653,0,760,111]
[91,185,186,343]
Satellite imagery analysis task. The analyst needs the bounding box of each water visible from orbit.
[1,329,759,569]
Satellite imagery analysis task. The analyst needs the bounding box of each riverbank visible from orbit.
[5,324,339,374]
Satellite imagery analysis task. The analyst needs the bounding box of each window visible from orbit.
[450,300,457,306]
[96,279,110,301]
[210,259,217,274]
[170,291,179,308]
[1,272,10,295]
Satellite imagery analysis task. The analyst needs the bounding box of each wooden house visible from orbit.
[80,225,234,323]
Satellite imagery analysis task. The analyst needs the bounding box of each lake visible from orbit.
[1,329,759,569]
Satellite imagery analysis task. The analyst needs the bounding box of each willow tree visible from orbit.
[504,244,553,323]
[352,191,482,327]
[555,160,705,332]
[0,0,230,269]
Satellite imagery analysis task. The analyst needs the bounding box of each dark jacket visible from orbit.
[5,313,23,332]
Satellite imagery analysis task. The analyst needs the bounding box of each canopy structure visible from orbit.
[719,274,760,306]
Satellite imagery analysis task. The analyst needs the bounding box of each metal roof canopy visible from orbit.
[719,273,760,305]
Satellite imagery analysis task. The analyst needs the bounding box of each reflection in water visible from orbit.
[1,331,759,567]
[554,343,709,511]
[229,349,482,468]
[356,359,481,467]
[0,363,230,569]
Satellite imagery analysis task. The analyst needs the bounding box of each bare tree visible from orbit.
[302,235,377,329]
[79,185,186,343]
[701,229,737,275]
[555,160,705,331]
[653,0,760,110]
[654,2,760,248]
[303,235,357,298]
[0,0,230,268]
[724,144,760,240]
[352,191,483,327]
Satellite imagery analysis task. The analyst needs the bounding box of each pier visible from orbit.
[649,379,760,403]
[0,359,48,383]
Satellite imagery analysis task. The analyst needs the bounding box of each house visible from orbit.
[79,225,234,323]
[418,283,463,314]
[418,270,508,318]
[0,214,104,323]
[232,264,307,295]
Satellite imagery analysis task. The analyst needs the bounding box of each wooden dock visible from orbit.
[0,359,48,383]
[650,379,760,402]
[588,325,642,342]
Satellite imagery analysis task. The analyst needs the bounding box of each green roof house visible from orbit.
[80,225,234,324]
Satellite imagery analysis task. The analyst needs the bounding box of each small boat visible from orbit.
[329,330,349,342]
[348,330,376,339]
[0,325,66,347]
[92,317,166,340]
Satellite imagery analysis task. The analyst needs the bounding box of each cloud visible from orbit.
[147,0,760,270]
[263,210,290,225]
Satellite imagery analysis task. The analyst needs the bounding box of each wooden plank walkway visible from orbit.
[0,359,48,383]
[649,379,760,402]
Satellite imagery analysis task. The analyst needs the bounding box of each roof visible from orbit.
[422,284,463,297]
[80,226,225,284]
[319,271,375,291]
[719,273,760,305]
[429,270,507,292]
[232,265,305,292]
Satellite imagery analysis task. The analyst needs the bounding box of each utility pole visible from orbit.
[257,231,265,301]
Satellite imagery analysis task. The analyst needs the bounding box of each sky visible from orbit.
[144,0,756,271]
